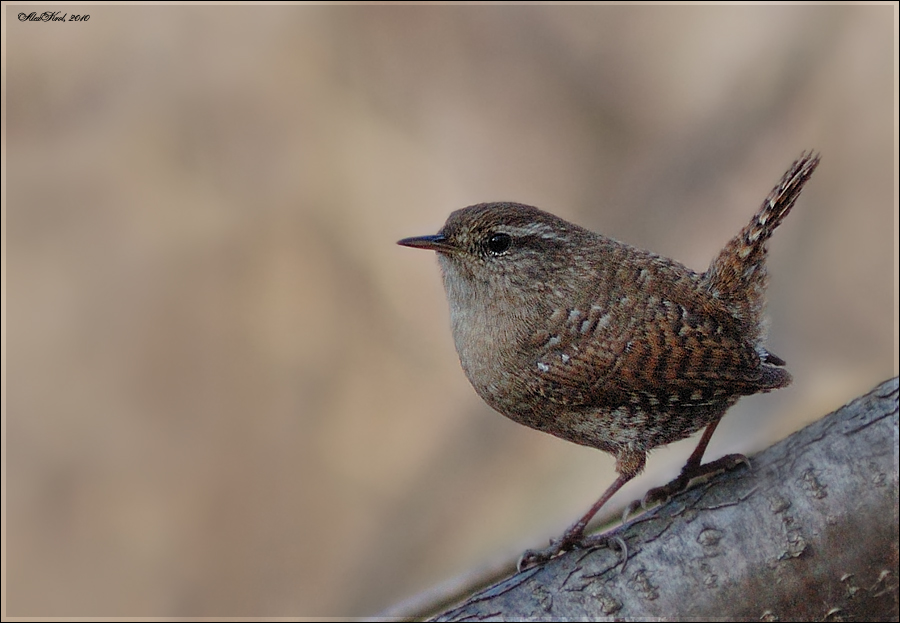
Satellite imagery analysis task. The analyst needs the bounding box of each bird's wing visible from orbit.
[523,265,777,410]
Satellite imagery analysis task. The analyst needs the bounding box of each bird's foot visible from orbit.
[518,532,580,571]
[624,453,751,521]
[518,529,627,572]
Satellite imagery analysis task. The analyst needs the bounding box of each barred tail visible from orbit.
[703,152,820,341]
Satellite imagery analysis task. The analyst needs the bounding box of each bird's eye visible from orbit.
[487,233,512,255]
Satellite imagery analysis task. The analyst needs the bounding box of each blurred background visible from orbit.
[3,3,896,618]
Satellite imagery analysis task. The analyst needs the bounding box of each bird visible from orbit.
[397,153,820,567]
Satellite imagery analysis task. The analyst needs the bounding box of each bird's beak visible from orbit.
[397,234,454,252]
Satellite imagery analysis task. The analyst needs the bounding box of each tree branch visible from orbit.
[422,377,899,621]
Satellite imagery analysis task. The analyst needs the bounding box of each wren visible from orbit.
[398,153,819,568]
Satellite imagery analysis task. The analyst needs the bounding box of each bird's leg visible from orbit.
[518,451,644,570]
[627,417,750,519]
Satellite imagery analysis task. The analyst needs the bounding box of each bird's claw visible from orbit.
[517,536,576,571]
[623,454,751,522]
[518,532,627,572]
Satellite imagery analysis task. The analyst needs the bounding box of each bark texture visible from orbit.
[431,377,899,622]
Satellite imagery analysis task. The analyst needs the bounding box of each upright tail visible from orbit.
[703,152,820,342]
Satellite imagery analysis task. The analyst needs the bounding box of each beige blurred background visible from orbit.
[3,3,897,618]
